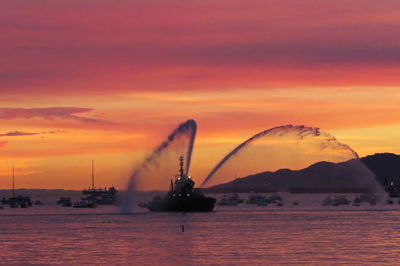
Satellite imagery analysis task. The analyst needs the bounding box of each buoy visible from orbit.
[182,225,184,232]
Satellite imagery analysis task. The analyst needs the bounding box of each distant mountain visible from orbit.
[204,153,399,193]
[361,153,400,186]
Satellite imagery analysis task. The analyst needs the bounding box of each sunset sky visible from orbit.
[1,0,399,189]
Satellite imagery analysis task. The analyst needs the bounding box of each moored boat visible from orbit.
[3,166,33,208]
[217,193,244,206]
[246,193,266,204]
[73,199,97,208]
[58,197,72,207]
[35,200,44,205]
[322,195,350,206]
[80,160,118,205]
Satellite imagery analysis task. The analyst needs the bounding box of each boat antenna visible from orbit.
[92,160,94,189]
[12,165,15,198]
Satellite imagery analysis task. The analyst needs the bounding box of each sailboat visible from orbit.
[0,166,18,207]
[10,166,18,208]
[1,166,32,208]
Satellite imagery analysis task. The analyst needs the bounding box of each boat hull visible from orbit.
[148,195,216,212]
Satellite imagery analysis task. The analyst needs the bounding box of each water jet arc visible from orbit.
[200,125,359,188]
[122,119,197,212]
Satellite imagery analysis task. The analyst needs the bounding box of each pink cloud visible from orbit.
[0,130,38,137]
[1,0,400,94]
[45,130,65,134]
[0,107,115,124]
[0,130,65,137]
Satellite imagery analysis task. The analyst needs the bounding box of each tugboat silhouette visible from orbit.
[147,156,216,212]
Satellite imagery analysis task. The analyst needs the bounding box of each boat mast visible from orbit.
[179,156,184,178]
[92,160,95,189]
[12,165,15,198]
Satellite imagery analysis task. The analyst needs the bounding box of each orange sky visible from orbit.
[0,0,399,189]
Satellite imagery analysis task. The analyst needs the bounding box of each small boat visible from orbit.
[246,193,266,204]
[1,198,10,205]
[292,201,299,206]
[333,195,351,206]
[73,202,83,208]
[270,193,282,201]
[58,197,72,207]
[21,196,33,207]
[35,200,44,205]
[6,196,33,208]
[73,199,97,208]
[352,197,361,206]
[322,195,350,206]
[62,201,72,207]
[218,195,236,206]
[249,192,284,206]
[256,200,270,206]
[217,194,244,206]
[359,193,379,205]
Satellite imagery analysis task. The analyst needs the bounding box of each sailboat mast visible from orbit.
[179,156,184,178]
[12,165,15,198]
[92,160,94,189]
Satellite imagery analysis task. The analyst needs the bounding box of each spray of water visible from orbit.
[121,119,197,213]
[200,125,381,193]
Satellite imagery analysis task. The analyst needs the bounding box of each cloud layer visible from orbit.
[0,107,114,124]
[0,130,65,137]
[1,0,400,94]
[0,131,38,137]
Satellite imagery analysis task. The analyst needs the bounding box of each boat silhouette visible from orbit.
[1,165,33,208]
[147,156,216,212]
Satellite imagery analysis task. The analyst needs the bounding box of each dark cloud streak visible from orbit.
[0,131,38,137]
[0,130,66,137]
[0,107,115,124]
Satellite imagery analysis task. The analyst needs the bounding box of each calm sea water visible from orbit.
[0,192,399,265]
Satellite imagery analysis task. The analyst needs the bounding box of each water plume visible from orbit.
[121,119,197,212]
[201,125,381,193]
